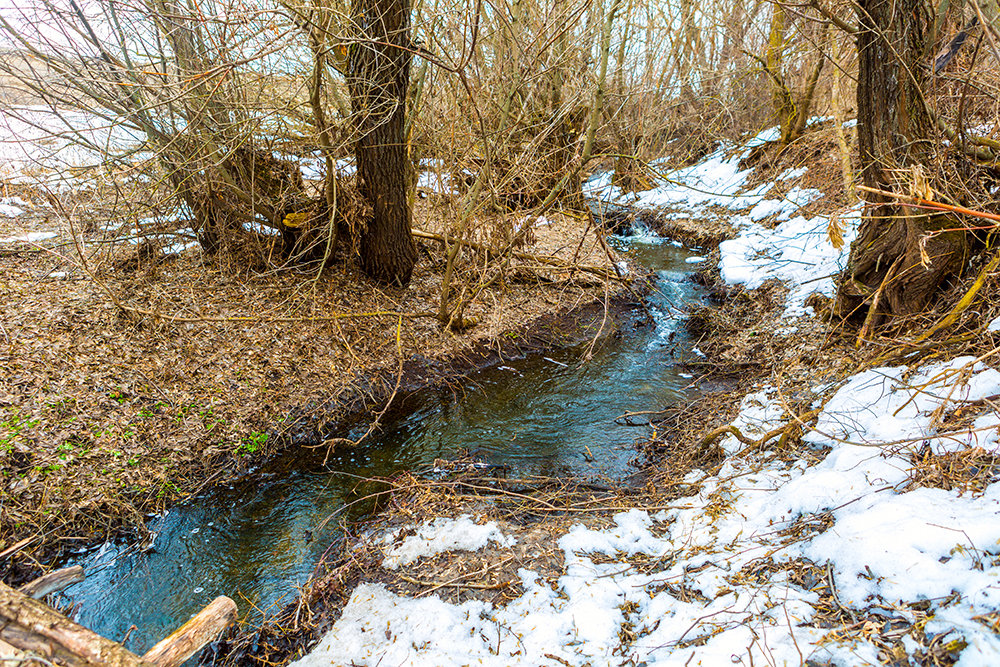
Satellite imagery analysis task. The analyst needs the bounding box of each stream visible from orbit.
[58,228,707,657]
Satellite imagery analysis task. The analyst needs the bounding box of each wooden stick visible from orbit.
[19,565,85,599]
[0,536,37,560]
[141,596,237,667]
[0,581,149,666]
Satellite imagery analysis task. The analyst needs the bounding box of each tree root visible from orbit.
[913,249,1000,344]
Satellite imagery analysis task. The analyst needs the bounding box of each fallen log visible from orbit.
[0,580,237,667]
[141,596,238,667]
[0,581,147,666]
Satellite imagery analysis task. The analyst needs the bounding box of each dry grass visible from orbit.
[0,178,632,581]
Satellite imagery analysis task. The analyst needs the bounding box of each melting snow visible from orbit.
[296,357,1000,666]
[586,125,857,319]
[0,231,58,244]
[293,123,1000,666]
[380,515,516,570]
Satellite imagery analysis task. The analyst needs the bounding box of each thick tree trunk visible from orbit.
[836,0,968,326]
[348,0,417,286]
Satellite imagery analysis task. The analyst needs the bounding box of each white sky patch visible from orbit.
[380,515,516,570]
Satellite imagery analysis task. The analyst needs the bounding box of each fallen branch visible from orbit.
[0,580,147,666]
[0,580,237,667]
[141,596,237,667]
[19,566,84,599]
[912,249,1000,344]
[698,408,821,458]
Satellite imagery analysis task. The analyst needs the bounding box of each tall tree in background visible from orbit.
[836,0,970,327]
[348,0,418,286]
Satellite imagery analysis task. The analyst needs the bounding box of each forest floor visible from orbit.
[0,112,643,580]
[230,123,1000,667]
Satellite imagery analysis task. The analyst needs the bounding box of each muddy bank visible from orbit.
[2,279,646,584]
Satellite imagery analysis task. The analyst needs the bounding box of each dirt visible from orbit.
[0,182,641,581]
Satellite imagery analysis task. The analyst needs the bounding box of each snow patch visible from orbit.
[381,515,516,570]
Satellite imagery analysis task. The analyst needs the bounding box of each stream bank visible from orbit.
[239,128,1000,667]
[0,205,633,584]
[53,230,710,658]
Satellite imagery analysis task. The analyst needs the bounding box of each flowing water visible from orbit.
[59,230,706,656]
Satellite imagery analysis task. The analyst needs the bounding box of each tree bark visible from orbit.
[141,596,237,667]
[348,0,418,286]
[835,0,968,326]
[0,581,148,666]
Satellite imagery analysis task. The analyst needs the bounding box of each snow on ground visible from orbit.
[296,357,1000,666]
[292,125,1000,666]
[0,196,29,217]
[718,209,860,318]
[0,230,57,244]
[380,515,516,569]
[585,126,856,319]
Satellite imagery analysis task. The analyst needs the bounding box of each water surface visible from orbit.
[60,233,705,655]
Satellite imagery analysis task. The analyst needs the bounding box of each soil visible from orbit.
[0,181,641,582]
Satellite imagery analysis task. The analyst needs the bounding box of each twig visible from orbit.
[698,408,822,458]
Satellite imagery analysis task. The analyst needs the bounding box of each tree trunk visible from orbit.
[835,0,968,326]
[766,4,797,145]
[348,0,417,286]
